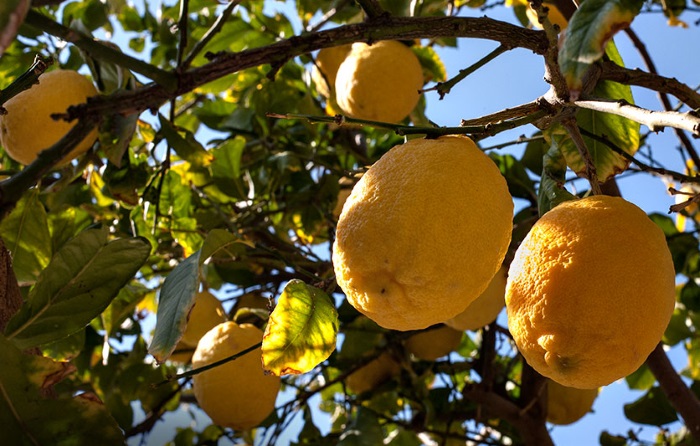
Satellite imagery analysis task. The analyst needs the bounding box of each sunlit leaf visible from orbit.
[625,364,655,391]
[0,188,52,285]
[148,250,201,363]
[0,335,125,444]
[4,229,151,350]
[559,0,643,92]
[200,228,254,265]
[262,279,338,376]
[412,45,447,84]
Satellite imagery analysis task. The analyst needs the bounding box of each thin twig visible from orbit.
[158,342,261,385]
[623,27,700,169]
[423,45,510,99]
[573,98,700,136]
[176,0,189,68]
[24,10,177,91]
[182,0,242,68]
[561,117,602,193]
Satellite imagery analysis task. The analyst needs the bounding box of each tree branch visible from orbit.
[646,344,700,440]
[573,98,700,136]
[355,0,387,19]
[24,10,177,91]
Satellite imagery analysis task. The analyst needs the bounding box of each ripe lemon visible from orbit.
[445,266,507,331]
[506,195,675,389]
[312,44,352,99]
[168,341,195,364]
[0,69,99,166]
[333,136,513,331]
[346,352,401,394]
[404,325,463,361]
[525,2,568,30]
[192,322,280,430]
[547,380,599,425]
[335,40,423,123]
[180,290,228,347]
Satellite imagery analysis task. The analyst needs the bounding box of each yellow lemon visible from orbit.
[335,40,424,123]
[506,195,675,389]
[0,69,99,166]
[525,2,569,31]
[346,352,401,394]
[168,341,195,364]
[192,322,280,430]
[404,325,463,361]
[180,290,228,347]
[333,136,513,331]
[312,44,352,99]
[444,266,507,331]
[547,380,599,425]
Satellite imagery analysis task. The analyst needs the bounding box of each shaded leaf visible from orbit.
[200,228,254,265]
[490,153,536,201]
[625,364,655,391]
[4,229,150,350]
[600,431,629,446]
[412,45,447,83]
[537,143,576,216]
[148,250,201,363]
[0,335,125,445]
[680,280,700,312]
[158,113,212,168]
[262,279,338,375]
[559,0,643,92]
[0,188,52,284]
[623,386,678,426]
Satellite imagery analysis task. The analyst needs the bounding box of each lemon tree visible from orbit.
[0,1,699,445]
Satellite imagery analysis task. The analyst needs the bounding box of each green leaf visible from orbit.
[623,386,678,426]
[148,250,201,363]
[680,280,700,311]
[0,188,52,284]
[4,229,151,350]
[559,0,643,92]
[600,431,629,446]
[337,407,384,446]
[411,45,447,83]
[490,153,536,201]
[537,143,576,216]
[625,364,656,390]
[210,137,248,199]
[0,335,125,445]
[0,0,29,56]
[663,307,693,346]
[550,43,640,183]
[200,228,254,265]
[158,114,212,168]
[521,133,547,175]
[262,279,338,375]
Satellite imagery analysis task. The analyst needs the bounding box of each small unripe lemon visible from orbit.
[335,41,424,123]
[346,352,401,394]
[192,322,280,431]
[404,325,463,361]
[180,290,228,347]
[444,267,507,331]
[0,70,99,166]
[547,380,599,425]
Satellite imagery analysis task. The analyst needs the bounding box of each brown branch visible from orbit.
[646,344,700,439]
[355,0,387,19]
[623,27,700,169]
[63,16,547,121]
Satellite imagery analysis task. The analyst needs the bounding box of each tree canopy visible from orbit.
[1,0,700,445]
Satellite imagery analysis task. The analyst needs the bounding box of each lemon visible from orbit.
[546,380,599,425]
[168,341,195,364]
[346,352,401,394]
[335,41,424,123]
[312,45,352,99]
[525,2,568,30]
[0,69,99,166]
[192,322,280,430]
[180,290,228,347]
[506,195,675,389]
[333,136,513,331]
[444,266,507,331]
[404,325,463,361]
